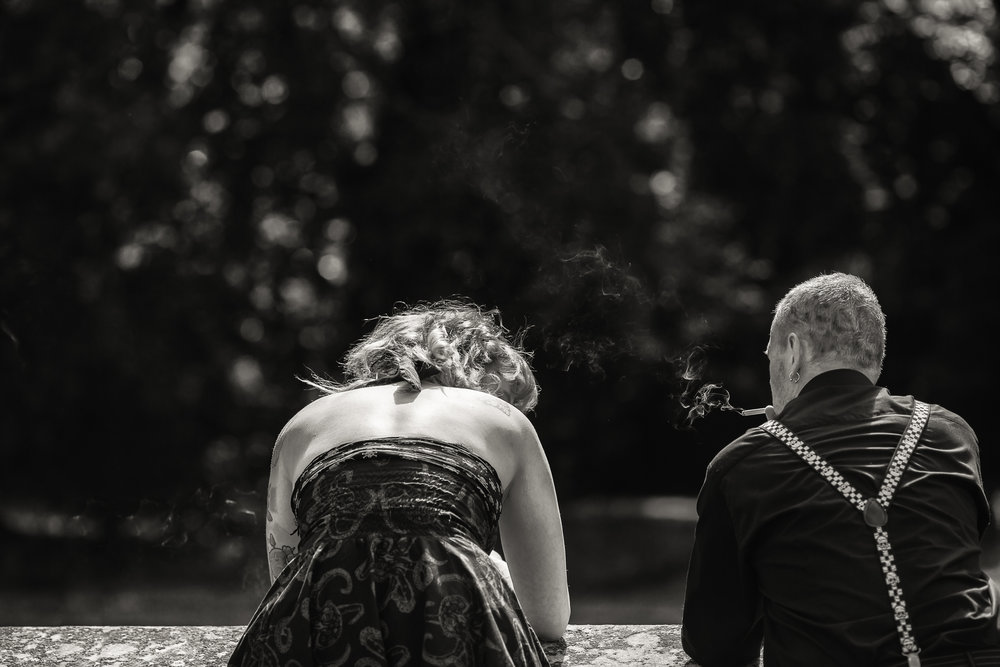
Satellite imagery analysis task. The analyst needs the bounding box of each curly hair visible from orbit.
[772,272,886,373]
[303,299,539,412]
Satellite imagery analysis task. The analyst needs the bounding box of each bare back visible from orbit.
[276,381,527,490]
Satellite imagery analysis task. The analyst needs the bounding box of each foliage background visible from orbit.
[2,0,998,623]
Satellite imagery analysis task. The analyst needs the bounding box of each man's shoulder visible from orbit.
[926,400,976,434]
[886,393,978,442]
[706,426,777,478]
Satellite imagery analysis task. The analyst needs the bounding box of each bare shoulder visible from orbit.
[450,389,546,471]
[270,393,347,470]
[281,392,344,428]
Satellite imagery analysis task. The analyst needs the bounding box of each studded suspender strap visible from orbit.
[759,401,931,667]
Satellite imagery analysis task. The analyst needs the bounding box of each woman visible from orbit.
[230,300,570,666]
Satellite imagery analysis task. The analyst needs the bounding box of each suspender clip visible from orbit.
[863,497,888,527]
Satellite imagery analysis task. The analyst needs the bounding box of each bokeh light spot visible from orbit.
[229,356,264,393]
[651,0,674,15]
[499,84,529,109]
[318,249,348,285]
[118,56,143,81]
[202,109,230,133]
[341,103,374,141]
[635,102,674,143]
[621,58,645,80]
[261,75,289,104]
[333,7,364,40]
[342,70,372,99]
[353,142,378,166]
[324,217,352,242]
[239,318,264,343]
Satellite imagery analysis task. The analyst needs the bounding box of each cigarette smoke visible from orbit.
[532,245,658,377]
[676,346,746,428]
[529,245,757,430]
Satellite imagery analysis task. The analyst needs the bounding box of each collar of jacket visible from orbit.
[799,368,874,396]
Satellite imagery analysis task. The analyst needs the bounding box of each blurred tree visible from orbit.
[1,0,997,587]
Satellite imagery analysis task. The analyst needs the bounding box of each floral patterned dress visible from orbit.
[229,437,550,667]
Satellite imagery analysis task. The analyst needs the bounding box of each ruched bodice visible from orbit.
[292,438,503,551]
[230,437,549,667]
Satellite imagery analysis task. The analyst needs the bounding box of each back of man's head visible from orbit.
[773,272,886,375]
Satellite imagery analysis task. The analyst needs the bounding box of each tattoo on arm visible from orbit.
[267,532,299,579]
[268,544,298,571]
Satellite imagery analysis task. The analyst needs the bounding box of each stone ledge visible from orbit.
[0,624,696,666]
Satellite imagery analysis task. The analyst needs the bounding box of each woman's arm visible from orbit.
[265,428,301,583]
[498,417,571,640]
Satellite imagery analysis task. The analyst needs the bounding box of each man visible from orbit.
[682,272,1000,666]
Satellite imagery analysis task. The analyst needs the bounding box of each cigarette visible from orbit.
[739,407,769,417]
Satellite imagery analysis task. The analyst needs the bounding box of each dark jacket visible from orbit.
[682,370,1000,666]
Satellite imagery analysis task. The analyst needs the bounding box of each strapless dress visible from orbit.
[228,437,550,666]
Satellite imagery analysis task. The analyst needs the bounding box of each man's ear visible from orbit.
[786,331,802,372]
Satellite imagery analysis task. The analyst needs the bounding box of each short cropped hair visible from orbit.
[772,272,886,373]
[305,299,539,412]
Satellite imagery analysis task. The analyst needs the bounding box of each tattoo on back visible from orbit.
[478,395,511,416]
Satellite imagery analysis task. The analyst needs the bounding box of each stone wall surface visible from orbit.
[0,624,698,666]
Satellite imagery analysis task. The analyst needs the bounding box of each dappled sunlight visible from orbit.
[277,276,318,319]
[257,212,303,249]
[844,0,998,102]
[340,102,375,142]
[342,70,373,99]
[259,74,289,105]
[229,355,265,394]
[634,102,675,144]
[620,58,645,81]
[649,170,681,209]
[114,222,179,270]
[168,22,212,108]
[332,6,365,42]
[317,248,349,285]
